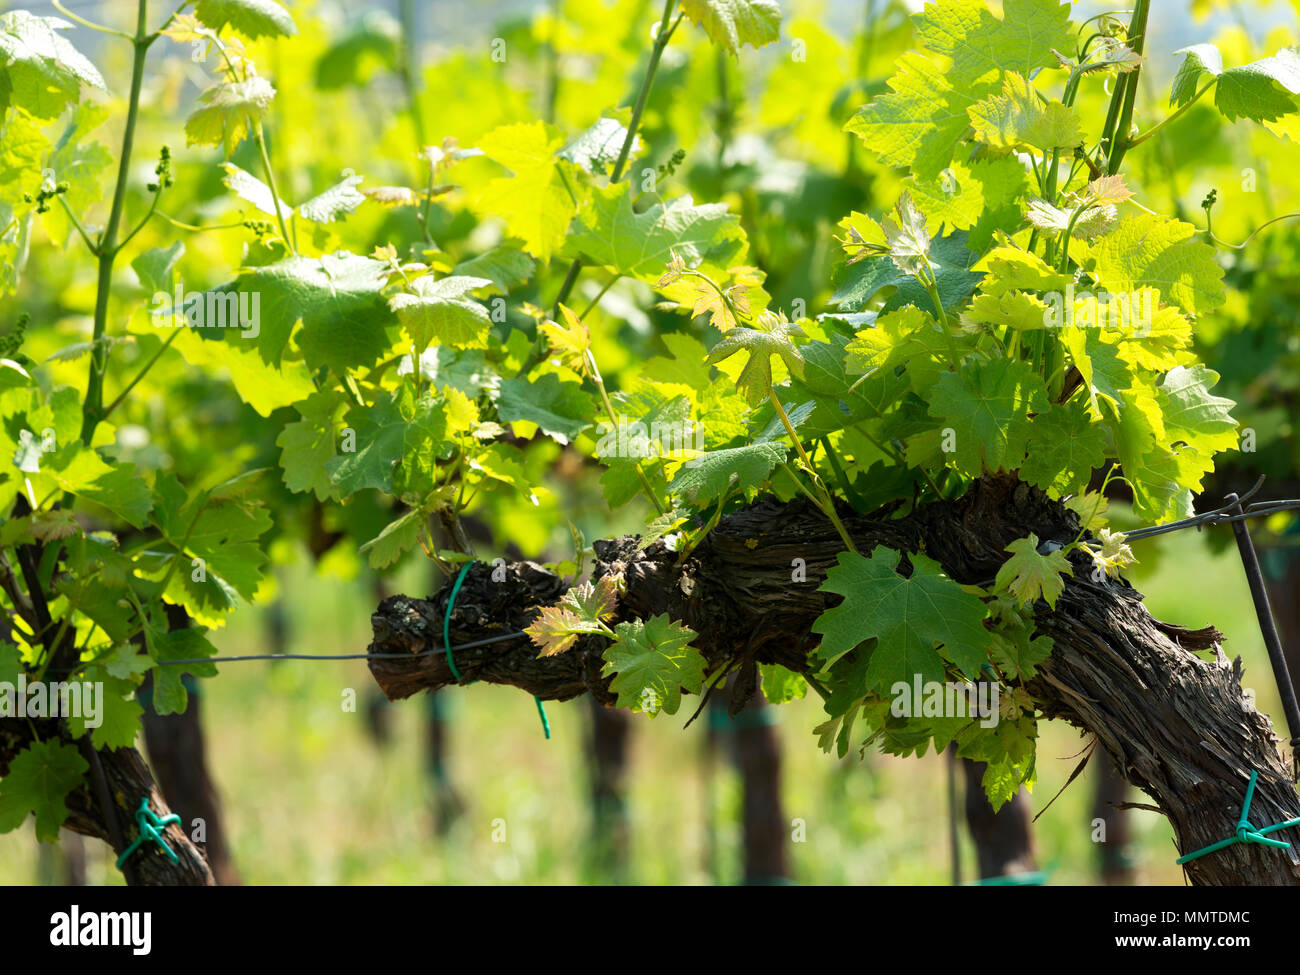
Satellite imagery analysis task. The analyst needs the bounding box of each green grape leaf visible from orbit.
[680,0,781,54]
[668,442,787,504]
[40,444,152,527]
[1215,47,1300,123]
[974,239,1069,295]
[221,162,294,219]
[989,625,1053,681]
[359,508,425,569]
[1020,405,1107,497]
[567,183,743,282]
[497,373,594,444]
[902,157,1028,251]
[1058,327,1132,419]
[1157,364,1238,453]
[844,306,939,376]
[143,623,218,716]
[172,326,316,418]
[103,643,155,681]
[995,533,1072,609]
[1170,43,1222,107]
[326,388,449,496]
[194,0,297,39]
[968,73,1083,150]
[705,312,805,405]
[927,358,1048,475]
[962,290,1050,332]
[131,242,186,295]
[644,332,712,391]
[185,77,276,155]
[298,172,366,224]
[0,12,106,120]
[844,52,989,180]
[153,475,271,624]
[474,121,576,262]
[63,671,144,752]
[276,392,341,500]
[0,740,87,842]
[454,246,535,292]
[833,230,981,314]
[813,547,990,689]
[914,0,1073,86]
[466,443,540,503]
[207,253,394,373]
[1115,396,1209,522]
[1083,213,1225,318]
[557,116,636,173]
[760,663,808,704]
[388,275,493,352]
[601,614,705,716]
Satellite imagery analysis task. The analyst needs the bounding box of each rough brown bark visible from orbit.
[1,531,214,886]
[0,718,215,885]
[367,475,1300,885]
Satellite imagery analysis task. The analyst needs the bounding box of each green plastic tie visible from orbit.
[965,859,1056,886]
[971,870,1050,886]
[443,561,550,740]
[1176,770,1300,864]
[443,562,472,681]
[708,706,781,732]
[114,797,182,871]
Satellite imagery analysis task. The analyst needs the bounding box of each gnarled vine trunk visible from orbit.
[0,719,215,886]
[367,475,1300,886]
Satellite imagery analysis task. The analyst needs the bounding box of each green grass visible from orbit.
[0,520,1286,885]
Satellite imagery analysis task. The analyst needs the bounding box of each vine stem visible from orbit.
[101,328,181,422]
[52,0,132,39]
[1127,77,1217,149]
[56,195,99,256]
[253,123,296,254]
[920,264,961,369]
[81,0,156,445]
[1104,0,1150,175]
[587,350,666,515]
[550,0,681,316]
[769,391,858,554]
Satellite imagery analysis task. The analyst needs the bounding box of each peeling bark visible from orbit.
[368,475,1300,885]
